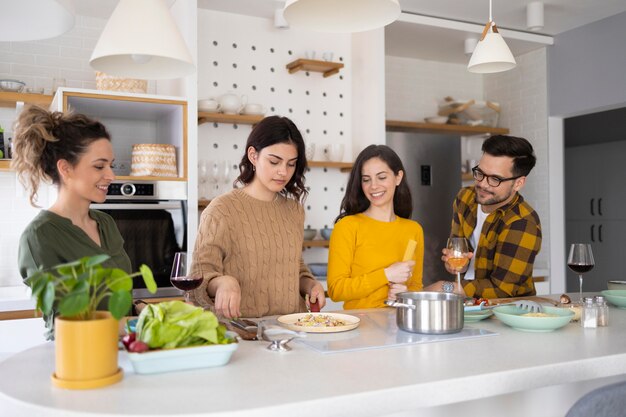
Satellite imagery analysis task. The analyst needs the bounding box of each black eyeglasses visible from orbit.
[471,166,522,187]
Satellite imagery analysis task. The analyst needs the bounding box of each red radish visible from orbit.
[122,333,136,350]
[128,340,149,353]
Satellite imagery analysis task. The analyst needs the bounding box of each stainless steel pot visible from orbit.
[385,291,464,334]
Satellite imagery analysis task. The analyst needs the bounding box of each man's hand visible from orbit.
[441,248,473,275]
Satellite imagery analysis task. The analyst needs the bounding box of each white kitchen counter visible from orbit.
[1,298,625,417]
[0,285,35,312]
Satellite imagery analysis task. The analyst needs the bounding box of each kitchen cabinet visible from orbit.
[0,92,55,171]
[565,140,626,291]
[52,88,188,181]
[286,59,344,78]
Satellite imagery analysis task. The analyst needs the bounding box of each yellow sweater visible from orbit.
[327,213,424,309]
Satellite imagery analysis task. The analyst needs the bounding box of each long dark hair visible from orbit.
[12,105,111,206]
[335,145,412,223]
[235,115,308,203]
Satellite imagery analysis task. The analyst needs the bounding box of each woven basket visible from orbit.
[95,72,147,94]
[130,144,177,177]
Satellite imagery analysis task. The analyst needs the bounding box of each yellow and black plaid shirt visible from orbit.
[451,186,542,298]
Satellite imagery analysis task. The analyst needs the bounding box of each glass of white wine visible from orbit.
[446,238,470,288]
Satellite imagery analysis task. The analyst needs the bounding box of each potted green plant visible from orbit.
[27,254,156,390]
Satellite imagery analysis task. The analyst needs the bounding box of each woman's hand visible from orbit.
[213,276,242,319]
[387,283,407,301]
[441,248,474,275]
[384,260,416,284]
[305,281,327,310]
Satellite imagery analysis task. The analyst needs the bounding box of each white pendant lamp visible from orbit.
[0,0,75,41]
[90,0,195,80]
[467,0,516,74]
[283,0,401,33]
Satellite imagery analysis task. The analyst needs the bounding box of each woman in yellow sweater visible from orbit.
[328,145,424,309]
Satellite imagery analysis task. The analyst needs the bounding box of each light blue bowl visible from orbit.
[126,336,238,374]
[493,305,574,332]
[308,263,328,278]
[320,228,333,240]
[601,290,626,309]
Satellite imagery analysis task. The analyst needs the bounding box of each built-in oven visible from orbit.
[91,181,187,298]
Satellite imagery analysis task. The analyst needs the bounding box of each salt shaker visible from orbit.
[594,295,609,326]
[581,297,597,328]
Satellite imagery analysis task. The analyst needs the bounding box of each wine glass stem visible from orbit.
[456,272,461,288]
[579,274,583,302]
[184,290,190,304]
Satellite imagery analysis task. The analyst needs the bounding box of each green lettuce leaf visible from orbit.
[136,301,231,349]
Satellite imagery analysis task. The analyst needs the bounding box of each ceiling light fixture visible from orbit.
[283,0,400,33]
[526,1,544,31]
[467,0,516,74]
[90,0,195,80]
[274,8,290,29]
[0,0,75,41]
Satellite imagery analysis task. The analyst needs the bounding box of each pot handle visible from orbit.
[384,300,416,310]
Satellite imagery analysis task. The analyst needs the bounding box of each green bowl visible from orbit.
[601,290,626,309]
[464,310,493,323]
[493,305,574,332]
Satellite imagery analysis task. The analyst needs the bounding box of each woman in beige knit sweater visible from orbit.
[190,116,326,319]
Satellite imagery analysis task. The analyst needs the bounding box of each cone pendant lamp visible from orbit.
[467,0,516,74]
[283,0,400,33]
[90,0,195,79]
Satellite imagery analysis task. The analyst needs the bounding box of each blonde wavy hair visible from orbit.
[11,105,110,206]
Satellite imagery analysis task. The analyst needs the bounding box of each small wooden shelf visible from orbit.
[461,173,473,181]
[0,91,53,108]
[198,199,211,209]
[0,160,11,171]
[286,59,344,78]
[198,112,264,125]
[308,160,353,172]
[303,240,330,248]
[386,120,509,136]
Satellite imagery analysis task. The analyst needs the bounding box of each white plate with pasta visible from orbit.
[277,313,360,333]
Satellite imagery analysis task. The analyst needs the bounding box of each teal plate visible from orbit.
[493,306,574,332]
[601,290,626,309]
[464,310,493,322]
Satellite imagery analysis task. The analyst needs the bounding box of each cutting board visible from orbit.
[488,296,560,306]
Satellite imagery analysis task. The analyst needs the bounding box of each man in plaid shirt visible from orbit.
[441,135,541,298]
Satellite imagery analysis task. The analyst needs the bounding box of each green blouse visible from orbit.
[18,209,132,280]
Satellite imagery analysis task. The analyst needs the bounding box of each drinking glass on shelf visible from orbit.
[170,252,202,303]
[198,160,209,199]
[446,238,470,288]
[567,243,595,302]
[209,160,221,198]
[221,160,232,192]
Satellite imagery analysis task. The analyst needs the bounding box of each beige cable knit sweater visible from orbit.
[190,188,316,317]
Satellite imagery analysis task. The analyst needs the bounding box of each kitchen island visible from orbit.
[1,299,626,417]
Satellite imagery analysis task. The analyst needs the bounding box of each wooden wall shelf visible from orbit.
[386,120,509,136]
[308,160,353,172]
[303,240,329,248]
[0,91,53,108]
[0,160,11,171]
[198,199,211,209]
[198,112,264,125]
[286,59,344,78]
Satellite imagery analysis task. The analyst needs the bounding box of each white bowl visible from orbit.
[424,116,448,124]
[0,79,25,92]
[607,281,626,291]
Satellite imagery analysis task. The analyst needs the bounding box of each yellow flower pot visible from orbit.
[51,312,123,389]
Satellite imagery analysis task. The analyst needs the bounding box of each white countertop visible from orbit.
[1,296,625,417]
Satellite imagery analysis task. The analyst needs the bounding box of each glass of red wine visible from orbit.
[567,243,595,302]
[170,252,202,303]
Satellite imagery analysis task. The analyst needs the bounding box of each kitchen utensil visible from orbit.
[464,310,493,322]
[307,262,327,277]
[608,281,626,291]
[218,92,247,115]
[258,321,306,352]
[242,103,265,115]
[303,228,317,240]
[464,299,544,313]
[320,228,333,240]
[386,291,464,334]
[424,116,448,124]
[328,144,344,161]
[492,306,574,332]
[600,290,626,309]
[0,80,25,92]
[277,313,360,333]
[198,98,220,112]
[304,141,315,160]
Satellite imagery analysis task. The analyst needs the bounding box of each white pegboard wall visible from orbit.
[197,10,352,236]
